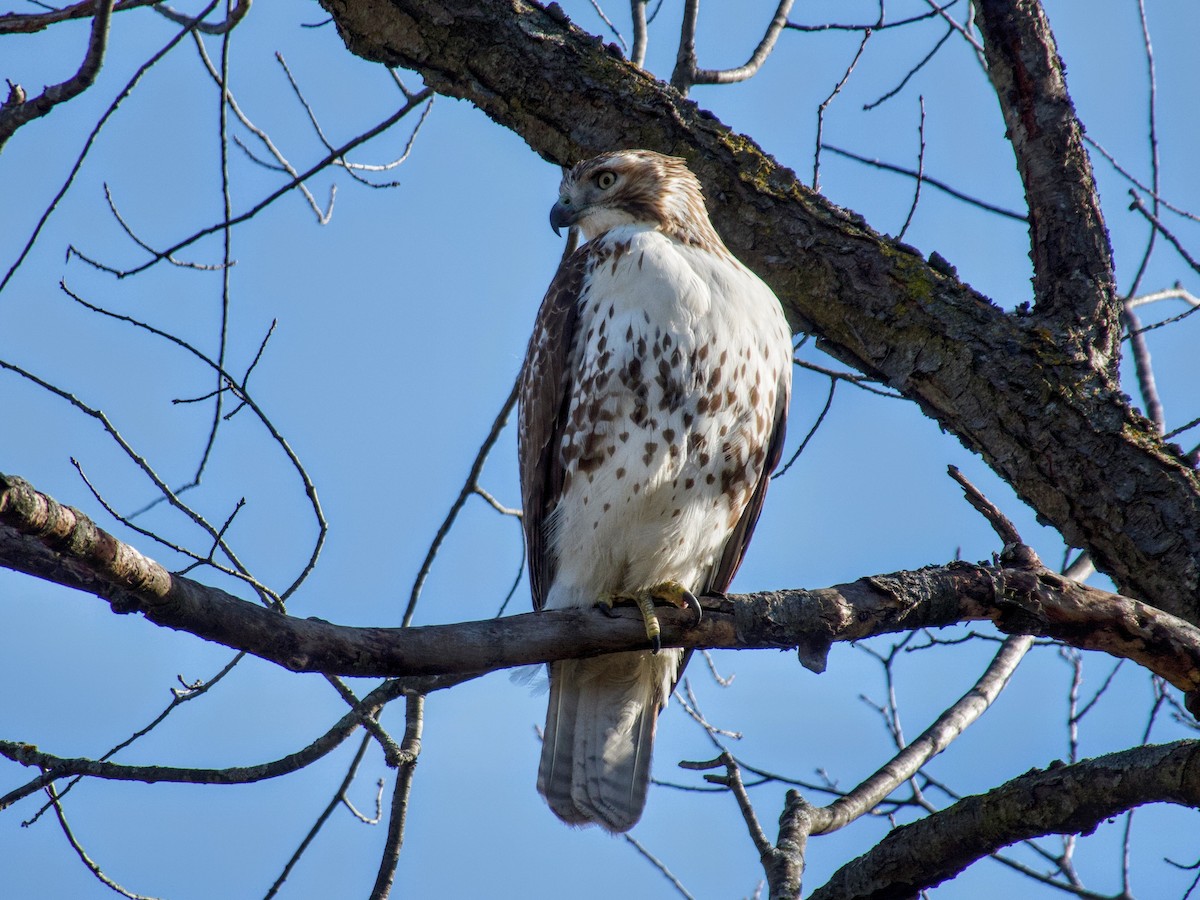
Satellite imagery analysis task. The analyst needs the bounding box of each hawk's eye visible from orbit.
[595,171,617,190]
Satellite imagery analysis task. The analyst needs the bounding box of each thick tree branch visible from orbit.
[316,0,1200,624]
[0,0,113,151]
[808,740,1200,899]
[972,0,1119,373]
[4,473,1200,709]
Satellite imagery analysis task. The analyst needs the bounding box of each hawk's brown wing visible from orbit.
[517,246,591,612]
[707,378,790,596]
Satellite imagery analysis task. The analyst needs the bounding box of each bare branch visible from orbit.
[191,34,334,223]
[813,635,1032,835]
[812,30,871,192]
[0,0,152,35]
[0,677,441,813]
[4,473,1200,706]
[264,733,374,900]
[630,0,648,67]
[0,0,113,150]
[46,783,160,900]
[808,740,1200,899]
[863,27,951,111]
[81,88,434,280]
[152,0,250,35]
[821,143,1028,222]
[896,96,926,240]
[404,374,520,625]
[369,694,424,900]
[622,833,696,900]
[786,5,945,34]
[973,0,1119,370]
[691,0,795,87]
[947,464,1022,545]
[1,0,223,296]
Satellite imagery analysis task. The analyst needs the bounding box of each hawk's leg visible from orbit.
[601,581,702,654]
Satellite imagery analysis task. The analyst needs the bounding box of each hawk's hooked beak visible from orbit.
[549,198,577,237]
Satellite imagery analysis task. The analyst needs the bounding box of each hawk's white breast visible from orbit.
[545,223,792,613]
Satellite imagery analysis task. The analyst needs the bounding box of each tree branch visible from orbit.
[972,0,1119,371]
[671,0,796,93]
[315,0,1200,627]
[0,0,114,151]
[808,740,1200,899]
[4,472,1200,710]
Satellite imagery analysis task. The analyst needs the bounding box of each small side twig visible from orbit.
[946,464,1021,546]
[368,694,425,900]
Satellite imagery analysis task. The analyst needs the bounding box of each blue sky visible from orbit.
[2,1,1199,897]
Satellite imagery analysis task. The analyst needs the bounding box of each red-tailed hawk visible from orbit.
[518,150,792,832]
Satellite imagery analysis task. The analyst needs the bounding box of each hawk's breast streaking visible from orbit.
[518,150,792,832]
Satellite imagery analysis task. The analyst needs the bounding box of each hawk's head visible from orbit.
[550,150,721,250]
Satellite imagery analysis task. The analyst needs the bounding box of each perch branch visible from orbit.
[3,473,1199,708]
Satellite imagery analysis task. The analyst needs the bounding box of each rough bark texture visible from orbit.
[808,740,1200,899]
[974,0,1119,368]
[316,0,1200,623]
[5,473,1200,703]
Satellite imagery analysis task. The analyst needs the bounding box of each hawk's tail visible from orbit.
[537,650,681,833]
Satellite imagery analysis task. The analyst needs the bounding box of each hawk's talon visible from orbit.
[633,592,662,655]
[598,581,699,653]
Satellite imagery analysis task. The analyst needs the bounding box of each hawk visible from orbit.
[518,150,792,832]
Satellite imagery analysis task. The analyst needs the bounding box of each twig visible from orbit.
[79,89,434,280]
[1121,0,1166,434]
[785,4,950,34]
[622,833,696,900]
[191,33,334,223]
[0,678,417,811]
[55,284,328,603]
[152,0,249,35]
[1086,135,1200,224]
[1129,192,1200,278]
[325,675,405,765]
[342,778,386,825]
[368,694,424,900]
[792,357,902,398]
[1123,302,1165,433]
[403,375,520,626]
[923,0,985,64]
[0,0,152,35]
[773,375,835,478]
[946,465,1021,545]
[0,359,275,603]
[821,145,1027,222]
[46,782,160,900]
[813,30,871,191]
[897,96,926,240]
[0,0,224,296]
[586,0,626,52]
[21,654,246,826]
[863,28,952,111]
[264,734,374,900]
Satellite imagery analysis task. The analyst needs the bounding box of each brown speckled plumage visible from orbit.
[519,150,792,832]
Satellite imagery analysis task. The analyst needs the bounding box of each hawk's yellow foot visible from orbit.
[601,581,702,654]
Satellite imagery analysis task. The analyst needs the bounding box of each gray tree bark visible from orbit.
[317,0,1200,624]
